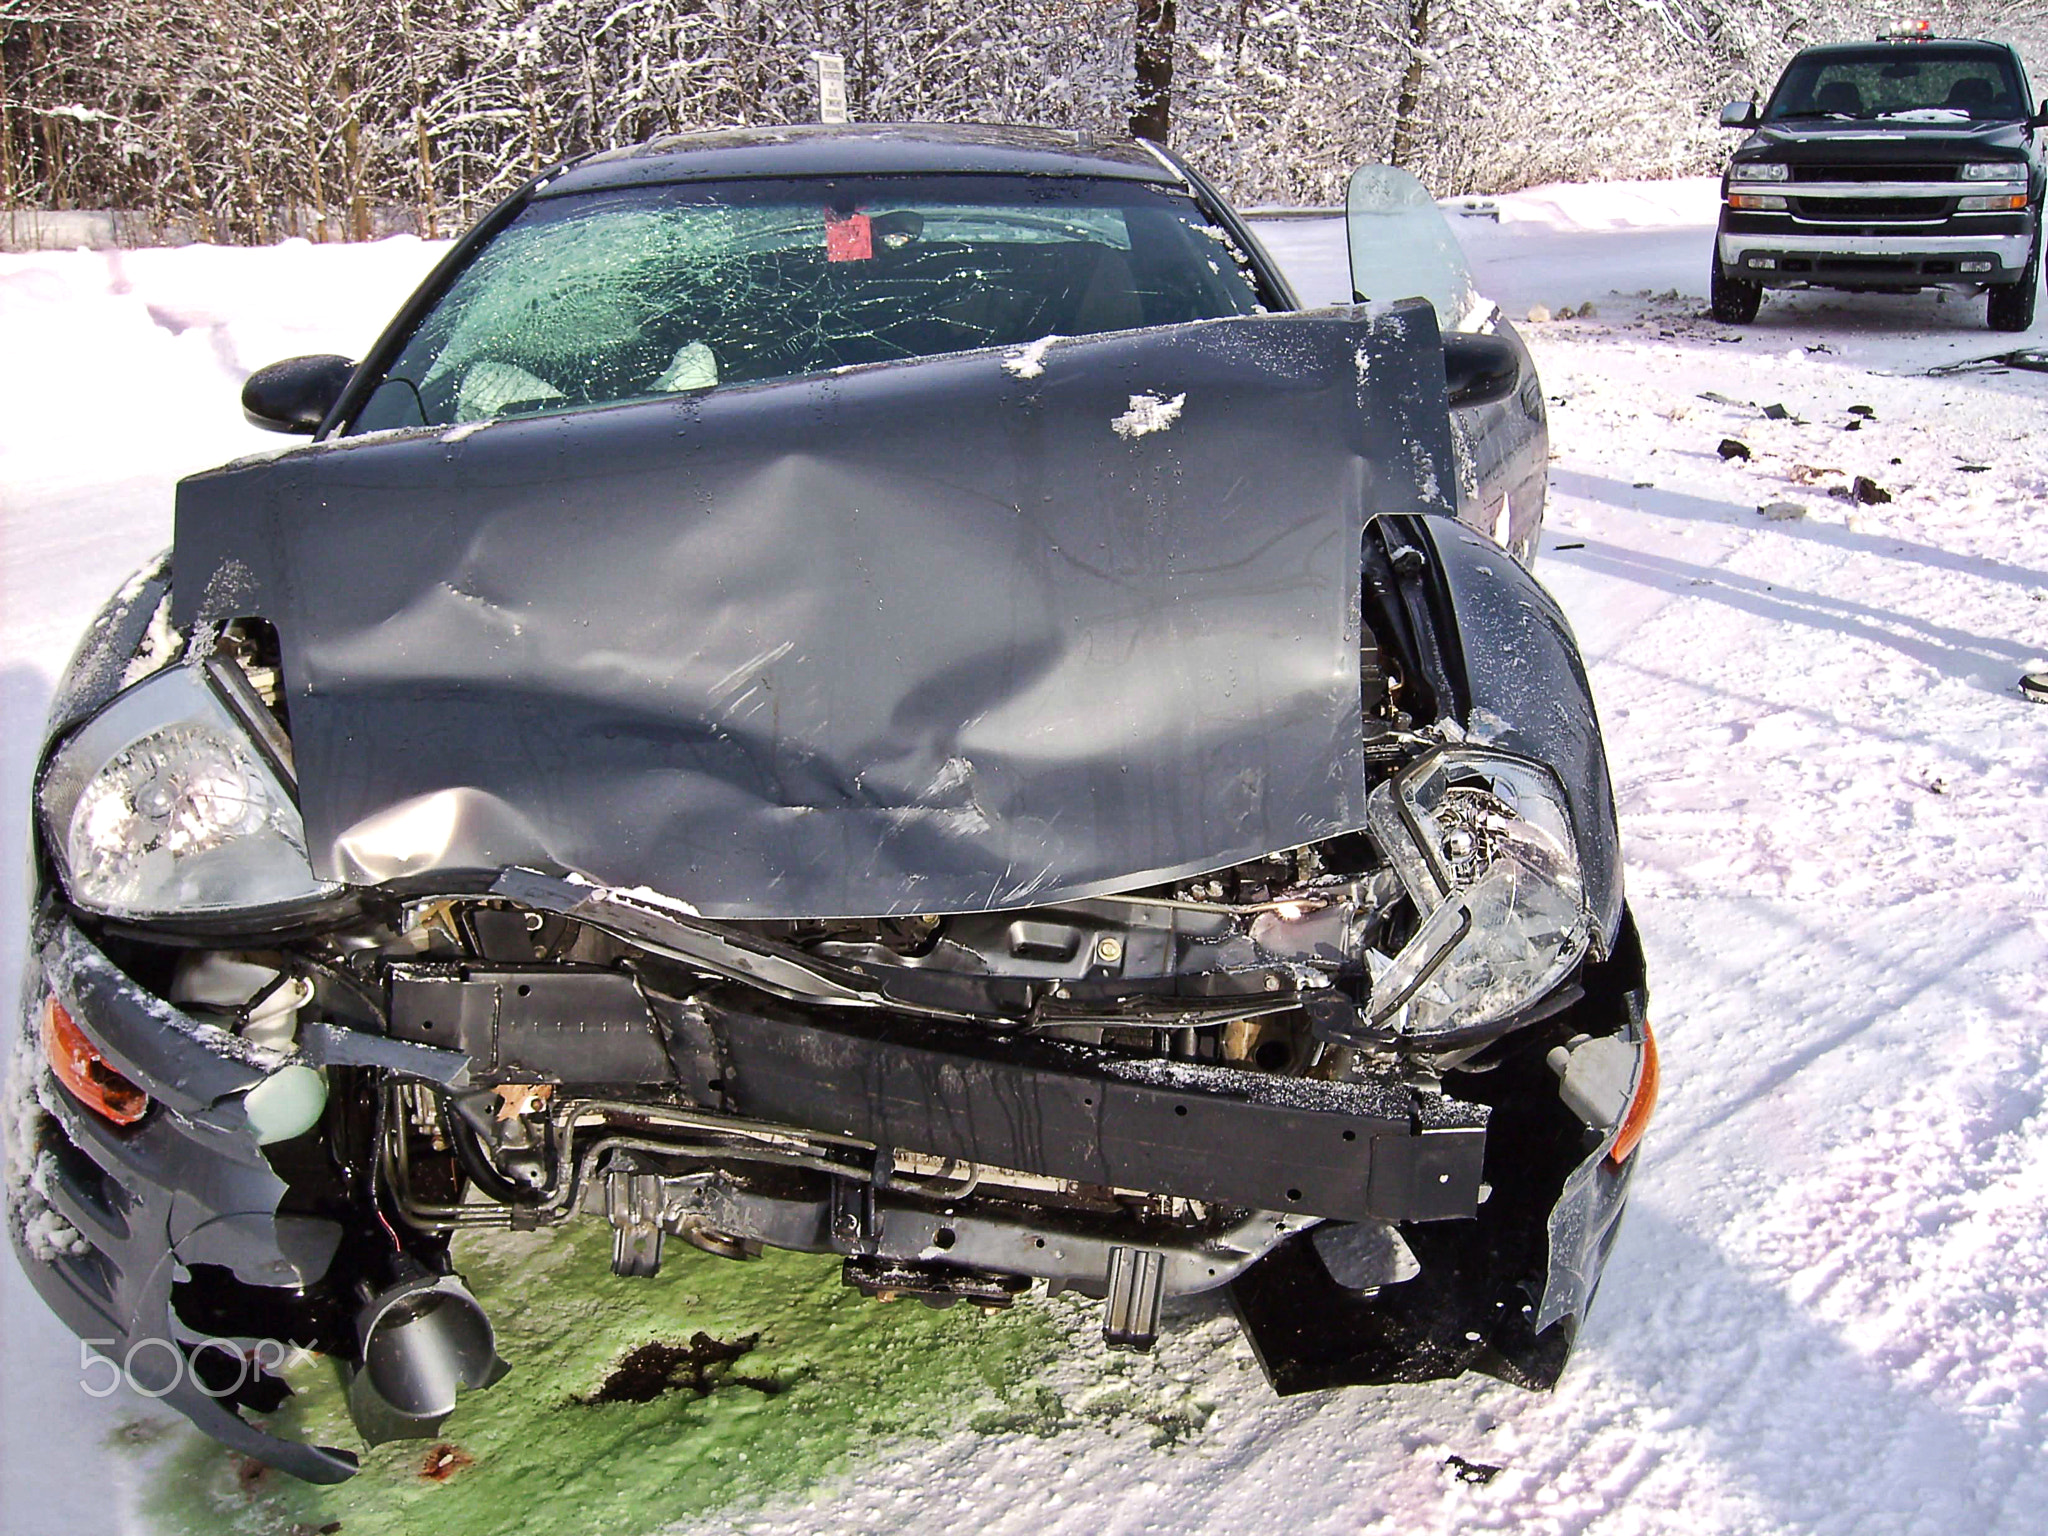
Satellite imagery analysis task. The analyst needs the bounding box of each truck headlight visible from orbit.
[1961,162,2024,182]
[38,664,341,921]
[1363,748,1592,1041]
[1730,162,1789,183]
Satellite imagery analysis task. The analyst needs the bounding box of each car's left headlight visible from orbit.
[1363,748,1592,1041]
[1730,161,1789,183]
[38,662,341,921]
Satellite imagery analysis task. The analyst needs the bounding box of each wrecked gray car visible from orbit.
[9,126,1650,1482]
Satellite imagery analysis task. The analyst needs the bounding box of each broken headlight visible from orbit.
[37,663,340,921]
[1363,748,1591,1040]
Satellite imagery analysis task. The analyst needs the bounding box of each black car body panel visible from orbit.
[15,910,363,1482]
[11,125,1646,1480]
[1415,516,1622,949]
[175,308,1455,918]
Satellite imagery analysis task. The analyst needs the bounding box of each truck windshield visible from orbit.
[1764,46,2025,123]
[350,175,1269,432]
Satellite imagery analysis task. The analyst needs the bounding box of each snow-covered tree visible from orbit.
[2,0,2039,238]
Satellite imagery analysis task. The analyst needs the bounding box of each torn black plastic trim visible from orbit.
[8,918,362,1481]
[43,552,177,741]
[34,907,273,1119]
[1229,905,1648,1393]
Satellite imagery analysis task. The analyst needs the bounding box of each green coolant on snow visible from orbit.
[137,1221,1063,1535]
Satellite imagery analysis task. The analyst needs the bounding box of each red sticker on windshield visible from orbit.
[826,211,873,262]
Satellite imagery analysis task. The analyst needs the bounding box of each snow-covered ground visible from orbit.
[4,177,2047,1535]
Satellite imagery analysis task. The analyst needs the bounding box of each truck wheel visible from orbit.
[1711,265,1762,324]
[1987,245,2038,333]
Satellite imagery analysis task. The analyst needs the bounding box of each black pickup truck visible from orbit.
[1713,31,2046,330]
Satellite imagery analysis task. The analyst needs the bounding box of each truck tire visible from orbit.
[1711,264,1762,324]
[1987,237,2039,332]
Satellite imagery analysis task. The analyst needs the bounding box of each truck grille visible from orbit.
[1789,163,1959,183]
[1791,196,1953,223]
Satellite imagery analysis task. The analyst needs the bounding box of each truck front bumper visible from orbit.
[1717,228,2033,288]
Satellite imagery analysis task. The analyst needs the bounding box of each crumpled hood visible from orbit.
[174,306,1457,919]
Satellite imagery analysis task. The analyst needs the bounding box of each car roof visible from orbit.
[1788,39,2017,63]
[540,123,1187,199]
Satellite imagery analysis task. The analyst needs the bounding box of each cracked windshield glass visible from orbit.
[351,175,1268,431]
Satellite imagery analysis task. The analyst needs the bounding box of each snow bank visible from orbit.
[1491,176,1722,234]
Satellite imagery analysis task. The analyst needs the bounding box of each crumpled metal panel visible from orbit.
[1408,516,1625,954]
[174,306,1457,918]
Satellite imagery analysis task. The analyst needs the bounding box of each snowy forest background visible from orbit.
[2,0,2045,244]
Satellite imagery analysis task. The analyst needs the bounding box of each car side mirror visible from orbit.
[2032,98,2048,129]
[1719,101,1757,129]
[1443,333,1519,408]
[242,355,356,435]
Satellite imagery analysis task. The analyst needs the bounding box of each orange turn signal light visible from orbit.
[1606,1020,1659,1167]
[40,995,149,1127]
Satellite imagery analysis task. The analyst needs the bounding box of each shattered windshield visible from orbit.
[1764,47,2025,122]
[350,175,1269,431]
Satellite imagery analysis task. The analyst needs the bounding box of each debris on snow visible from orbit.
[1717,438,1751,461]
[1758,501,1806,521]
[1786,464,1841,485]
[1526,304,1551,323]
[1110,391,1186,439]
[1445,1454,1504,1485]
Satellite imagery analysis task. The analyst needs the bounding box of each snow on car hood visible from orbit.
[173,306,1458,919]
[1749,118,2031,152]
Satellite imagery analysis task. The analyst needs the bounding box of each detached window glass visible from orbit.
[351,175,1269,431]
[1344,164,1482,334]
[1764,47,2026,123]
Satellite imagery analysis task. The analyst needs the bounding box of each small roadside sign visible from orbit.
[812,52,849,124]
